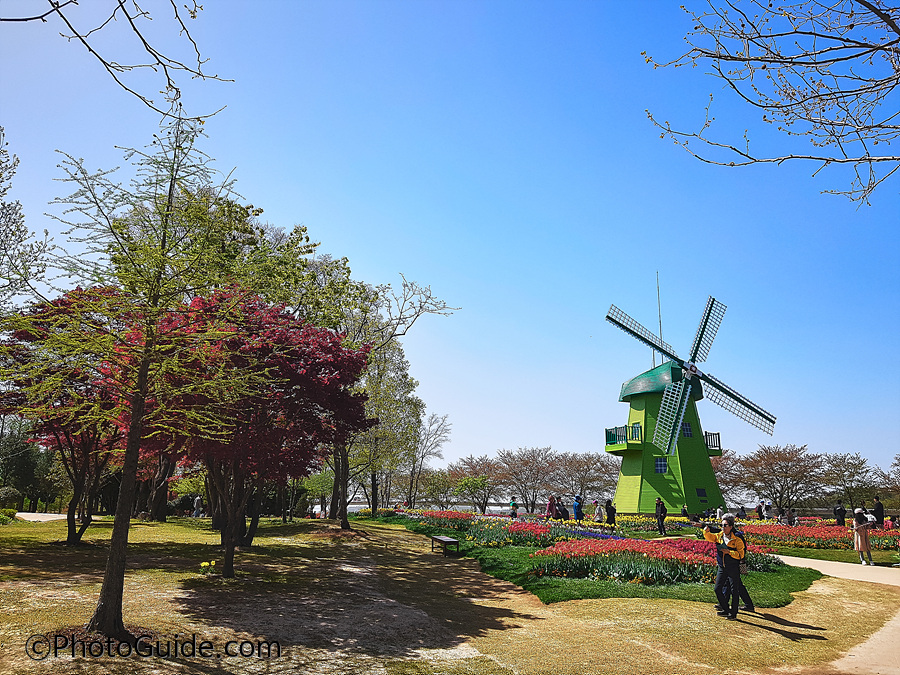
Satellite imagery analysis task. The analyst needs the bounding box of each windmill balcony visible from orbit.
[604,424,722,455]
[704,431,722,454]
[605,424,643,446]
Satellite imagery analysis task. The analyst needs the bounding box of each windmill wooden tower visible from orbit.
[604,297,776,514]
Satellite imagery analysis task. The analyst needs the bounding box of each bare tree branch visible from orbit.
[2,0,230,118]
[646,0,900,203]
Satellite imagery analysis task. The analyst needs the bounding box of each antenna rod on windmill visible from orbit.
[656,271,663,366]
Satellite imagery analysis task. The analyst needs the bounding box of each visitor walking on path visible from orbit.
[755,502,764,520]
[834,501,847,526]
[655,497,667,536]
[605,499,616,526]
[704,514,746,620]
[851,508,875,565]
[545,496,556,520]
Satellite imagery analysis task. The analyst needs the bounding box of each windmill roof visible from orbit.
[619,361,704,402]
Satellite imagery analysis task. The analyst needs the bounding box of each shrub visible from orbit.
[0,486,20,509]
[0,508,17,519]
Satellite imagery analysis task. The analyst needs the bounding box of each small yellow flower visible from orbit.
[200,562,209,568]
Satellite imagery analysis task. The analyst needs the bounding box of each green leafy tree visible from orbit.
[316,274,455,529]
[348,342,422,513]
[449,455,503,513]
[1,120,317,638]
[0,415,37,510]
[418,468,458,510]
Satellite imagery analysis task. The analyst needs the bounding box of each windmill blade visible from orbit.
[689,296,727,364]
[652,380,692,456]
[701,372,776,435]
[606,305,681,364]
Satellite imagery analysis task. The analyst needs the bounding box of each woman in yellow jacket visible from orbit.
[704,513,746,620]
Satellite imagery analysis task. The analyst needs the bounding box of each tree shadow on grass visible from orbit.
[172,523,544,659]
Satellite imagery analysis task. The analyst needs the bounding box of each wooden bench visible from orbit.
[430,535,460,556]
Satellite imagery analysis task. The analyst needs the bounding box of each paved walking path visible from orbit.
[778,554,900,586]
[13,512,67,522]
[778,555,900,675]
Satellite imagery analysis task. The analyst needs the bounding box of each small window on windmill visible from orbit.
[655,457,667,474]
[696,488,707,498]
[681,421,693,437]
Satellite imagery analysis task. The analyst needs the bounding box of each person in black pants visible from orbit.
[704,514,746,620]
[655,497,668,536]
[730,527,755,612]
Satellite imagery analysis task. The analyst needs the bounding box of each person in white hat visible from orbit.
[851,508,874,565]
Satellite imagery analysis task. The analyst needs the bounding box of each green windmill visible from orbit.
[603,297,776,514]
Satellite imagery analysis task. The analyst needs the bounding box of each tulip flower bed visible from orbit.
[616,515,691,533]
[465,518,622,548]
[417,510,476,531]
[660,537,782,572]
[798,517,837,526]
[741,522,900,551]
[354,508,402,518]
[529,538,718,584]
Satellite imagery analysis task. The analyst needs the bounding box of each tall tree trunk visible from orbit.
[132,479,149,517]
[337,443,351,530]
[66,480,85,545]
[328,446,341,519]
[148,454,177,522]
[85,354,151,640]
[278,483,287,524]
[240,487,262,547]
[370,471,379,514]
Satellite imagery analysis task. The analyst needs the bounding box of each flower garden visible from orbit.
[360,509,786,585]
[356,509,899,588]
[742,519,900,551]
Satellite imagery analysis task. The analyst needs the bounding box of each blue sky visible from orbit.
[2,1,898,471]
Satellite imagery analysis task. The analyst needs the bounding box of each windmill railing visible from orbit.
[605,424,643,445]
[704,431,721,452]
